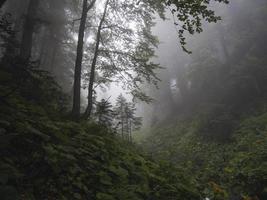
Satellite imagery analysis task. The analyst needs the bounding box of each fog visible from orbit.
[137,0,267,129]
[1,0,267,199]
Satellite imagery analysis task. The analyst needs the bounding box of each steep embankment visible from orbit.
[0,68,198,199]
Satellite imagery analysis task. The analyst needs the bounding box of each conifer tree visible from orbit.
[114,94,142,141]
[95,98,113,127]
[114,94,127,138]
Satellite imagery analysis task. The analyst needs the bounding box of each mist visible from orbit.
[0,0,266,199]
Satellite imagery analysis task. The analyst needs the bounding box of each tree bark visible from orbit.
[72,0,96,119]
[0,0,7,9]
[83,0,109,119]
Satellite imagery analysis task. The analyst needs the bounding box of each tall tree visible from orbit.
[19,0,40,61]
[72,0,96,119]
[83,0,162,119]
[79,0,229,120]
[84,0,109,119]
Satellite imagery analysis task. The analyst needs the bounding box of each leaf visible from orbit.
[108,166,128,178]
[73,193,82,199]
[26,126,50,141]
[96,193,115,200]
[99,172,113,186]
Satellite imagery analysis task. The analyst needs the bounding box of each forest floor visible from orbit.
[0,65,266,200]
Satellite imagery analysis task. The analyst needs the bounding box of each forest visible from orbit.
[0,0,266,199]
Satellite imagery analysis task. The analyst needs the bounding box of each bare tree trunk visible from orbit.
[72,0,96,119]
[19,0,39,61]
[84,0,109,119]
[0,0,7,9]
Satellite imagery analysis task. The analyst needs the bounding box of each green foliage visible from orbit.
[95,98,114,127]
[164,0,229,53]
[84,0,162,104]
[143,111,267,199]
[0,66,198,199]
[114,94,143,141]
[0,116,198,199]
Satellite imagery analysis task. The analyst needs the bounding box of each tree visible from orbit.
[19,0,40,61]
[72,0,96,119]
[114,94,142,141]
[124,102,142,142]
[73,0,230,120]
[38,0,66,71]
[95,98,113,127]
[84,0,109,119]
[83,0,162,119]
[114,94,127,138]
[163,0,229,53]
[36,0,78,93]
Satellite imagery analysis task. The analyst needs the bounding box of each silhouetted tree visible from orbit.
[84,0,109,119]
[72,0,96,119]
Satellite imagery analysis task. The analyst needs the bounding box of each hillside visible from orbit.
[0,66,198,199]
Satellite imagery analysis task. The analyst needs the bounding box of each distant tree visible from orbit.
[19,0,40,61]
[95,98,113,127]
[114,94,142,141]
[38,0,67,70]
[114,94,127,138]
[36,0,78,93]
[124,102,142,142]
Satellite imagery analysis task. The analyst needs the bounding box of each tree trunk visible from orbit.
[0,0,7,9]
[126,117,129,142]
[83,0,109,119]
[19,0,39,61]
[72,0,88,119]
[129,120,132,143]
[121,116,124,139]
[72,0,96,119]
